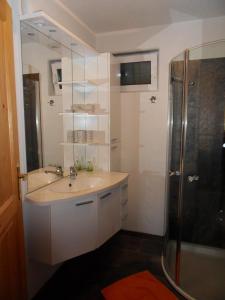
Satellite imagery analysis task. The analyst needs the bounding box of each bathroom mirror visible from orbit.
[21,21,85,192]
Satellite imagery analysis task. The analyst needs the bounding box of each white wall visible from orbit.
[97,16,225,236]
[120,91,166,235]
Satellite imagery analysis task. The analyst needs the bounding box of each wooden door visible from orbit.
[0,1,27,299]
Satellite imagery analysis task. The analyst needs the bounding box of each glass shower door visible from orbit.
[164,52,185,282]
[180,42,225,300]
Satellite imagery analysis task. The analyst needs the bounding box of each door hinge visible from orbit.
[17,166,28,181]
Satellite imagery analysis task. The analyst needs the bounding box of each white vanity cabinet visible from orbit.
[97,187,121,245]
[25,174,128,265]
[26,195,98,265]
[51,196,98,264]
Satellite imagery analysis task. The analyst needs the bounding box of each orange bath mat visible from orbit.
[102,271,178,300]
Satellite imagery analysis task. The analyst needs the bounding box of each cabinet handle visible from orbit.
[111,138,119,143]
[76,200,94,206]
[111,145,118,150]
[122,184,128,189]
[100,192,111,200]
[122,213,128,221]
[122,198,128,205]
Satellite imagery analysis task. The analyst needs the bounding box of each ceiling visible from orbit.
[60,0,225,34]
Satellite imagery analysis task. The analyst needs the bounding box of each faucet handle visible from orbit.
[69,166,77,178]
[56,166,63,176]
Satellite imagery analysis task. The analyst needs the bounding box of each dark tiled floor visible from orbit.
[33,230,185,300]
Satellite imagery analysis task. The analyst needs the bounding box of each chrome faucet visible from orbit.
[45,166,63,177]
[69,166,77,180]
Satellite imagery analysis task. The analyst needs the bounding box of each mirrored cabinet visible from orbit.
[20,13,120,192]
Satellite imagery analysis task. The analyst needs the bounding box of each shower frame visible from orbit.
[162,48,192,300]
[162,39,225,300]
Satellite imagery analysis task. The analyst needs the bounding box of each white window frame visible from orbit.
[117,51,158,92]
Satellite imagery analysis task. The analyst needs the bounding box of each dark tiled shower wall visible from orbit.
[182,59,201,243]
[169,58,225,248]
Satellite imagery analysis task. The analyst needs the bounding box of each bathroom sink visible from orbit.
[49,176,104,193]
[28,170,59,192]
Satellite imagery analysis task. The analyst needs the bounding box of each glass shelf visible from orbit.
[57,78,107,86]
[58,111,109,116]
[60,142,109,146]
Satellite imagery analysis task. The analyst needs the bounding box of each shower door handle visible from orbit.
[169,170,180,177]
[187,175,199,183]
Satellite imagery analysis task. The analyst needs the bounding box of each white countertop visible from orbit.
[25,171,128,205]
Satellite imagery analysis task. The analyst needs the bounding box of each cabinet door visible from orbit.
[110,54,121,171]
[121,181,129,227]
[51,196,98,264]
[98,187,121,246]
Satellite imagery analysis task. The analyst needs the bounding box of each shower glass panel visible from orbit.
[164,52,185,282]
[180,42,225,300]
[163,40,225,300]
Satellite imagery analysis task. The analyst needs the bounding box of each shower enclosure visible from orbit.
[162,41,225,300]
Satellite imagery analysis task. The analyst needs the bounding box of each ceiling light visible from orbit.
[34,21,46,27]
[49,44,60,49]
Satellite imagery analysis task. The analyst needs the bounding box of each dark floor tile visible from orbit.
[33,230,185,300]
[104,231,143,252]
[140,236,164,254]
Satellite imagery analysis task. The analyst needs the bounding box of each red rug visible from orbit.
[102,271,178,300]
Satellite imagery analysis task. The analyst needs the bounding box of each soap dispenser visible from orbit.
[86,160,94,172]
[75,159,82,171]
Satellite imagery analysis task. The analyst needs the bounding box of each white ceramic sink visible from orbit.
[49,176,104,193]
[28,171,59,192]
